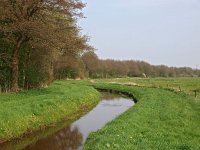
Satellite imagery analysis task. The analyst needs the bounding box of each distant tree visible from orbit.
[81,56,198,78]
[82,51,99,77]
[54,53,87,80]
[125,60,140,77]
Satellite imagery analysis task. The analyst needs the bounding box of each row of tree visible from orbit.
[1,1,199,93]
[0,0,92,92]
[81,52,200,78]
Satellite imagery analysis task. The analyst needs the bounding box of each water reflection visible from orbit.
[70,95,134,149]
[100,93,123,100]
[25,126,83,150]
[0,94,134,150]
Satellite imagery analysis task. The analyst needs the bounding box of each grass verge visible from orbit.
[0,80,100,142]
[84,83,200,150]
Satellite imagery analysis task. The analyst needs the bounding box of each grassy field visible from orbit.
[0,80,100,142]
[92,77,200,96]
[84,80,200,150]
[0,78,200,149]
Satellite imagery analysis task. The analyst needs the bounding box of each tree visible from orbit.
[82,51,99,77]
[0,0,85,92]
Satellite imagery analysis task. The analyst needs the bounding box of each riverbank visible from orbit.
[84,83,200,150]
[1,79,200,149]
[92,78,200,96]
[0,81,100,142]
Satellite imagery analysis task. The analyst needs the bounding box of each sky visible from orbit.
[79,0,200,68]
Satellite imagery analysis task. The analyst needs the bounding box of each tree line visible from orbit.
[0,1,199,93]
[81,52,200,78]
[0,0,92,92]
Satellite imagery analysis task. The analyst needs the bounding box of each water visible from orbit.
[0,94,135,150]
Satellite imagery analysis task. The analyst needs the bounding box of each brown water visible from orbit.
[0,94,134,150]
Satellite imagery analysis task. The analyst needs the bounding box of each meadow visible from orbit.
[84,78,200,150]
[0,78,200,150]
[93,77,200,97]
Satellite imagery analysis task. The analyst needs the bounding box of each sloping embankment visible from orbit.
[84,84,200,150]
[0,81,100,142]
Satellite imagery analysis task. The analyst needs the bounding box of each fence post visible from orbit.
[192,90,198,98]
[195,90,197,98]
[179,86,182,92]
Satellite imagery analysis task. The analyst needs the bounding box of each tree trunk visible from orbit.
[10,37,24,92]
[22,49,30,89]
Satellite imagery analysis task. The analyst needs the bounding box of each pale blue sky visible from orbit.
[79,0,200,68]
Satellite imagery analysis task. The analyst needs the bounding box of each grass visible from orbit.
[84,82,200,150]
[0,80,100,141]
[93,77,200,96]
[0,78,200,149]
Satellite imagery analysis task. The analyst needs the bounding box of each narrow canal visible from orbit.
[0,93,135,150]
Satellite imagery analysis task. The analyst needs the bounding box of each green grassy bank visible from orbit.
[0,81,100,142]
[93,78,200,96]
[84,83,200,150]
